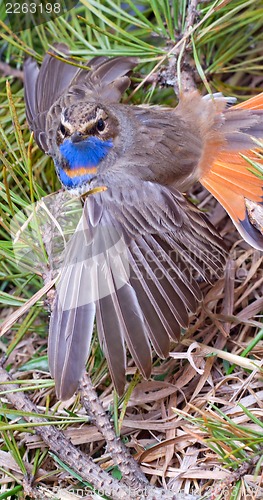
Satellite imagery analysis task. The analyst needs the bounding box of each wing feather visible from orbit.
[49,181,226,398]
[48,221,96,400]
[24,45,137,153]
[90,209,152,384]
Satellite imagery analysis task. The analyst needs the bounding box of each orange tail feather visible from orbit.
[235,92,263,111]
[200,92,263,250]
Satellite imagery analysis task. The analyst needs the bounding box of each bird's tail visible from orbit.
[199,93,263,250]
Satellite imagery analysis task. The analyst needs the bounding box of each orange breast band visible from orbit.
[64,167,98,178]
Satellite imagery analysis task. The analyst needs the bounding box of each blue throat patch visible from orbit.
[58,136,113,189]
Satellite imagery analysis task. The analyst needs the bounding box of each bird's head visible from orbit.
[54,103,119,192]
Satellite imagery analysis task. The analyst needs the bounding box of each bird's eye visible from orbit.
[97,118,105,132]
[60,123,66,135]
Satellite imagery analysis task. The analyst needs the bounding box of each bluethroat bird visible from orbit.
[24,44,263,400]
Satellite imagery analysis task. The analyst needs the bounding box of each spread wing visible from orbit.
[24,44,137,153]
[49,180,226,400]
[24,43,78,152]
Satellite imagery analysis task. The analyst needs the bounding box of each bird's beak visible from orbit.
[71,131,87,143]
